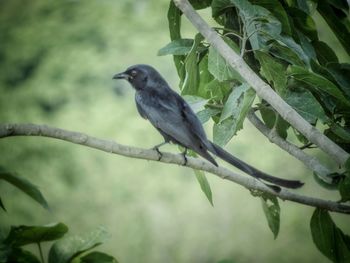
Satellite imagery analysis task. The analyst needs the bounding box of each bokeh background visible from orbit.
[0,1,349,262]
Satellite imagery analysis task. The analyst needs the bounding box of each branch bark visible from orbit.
[172,0,349,166]
[247,110,333,184]
[1,123,350,214]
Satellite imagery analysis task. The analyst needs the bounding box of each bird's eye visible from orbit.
[131,70,137,77]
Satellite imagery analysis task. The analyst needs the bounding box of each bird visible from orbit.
[113,64,303,190]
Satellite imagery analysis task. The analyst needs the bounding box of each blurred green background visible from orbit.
[0,1,349,262]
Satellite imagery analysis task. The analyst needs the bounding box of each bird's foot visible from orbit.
[182,148,188,166]
[152,146,163,161]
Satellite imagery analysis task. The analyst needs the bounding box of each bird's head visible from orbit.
[113,64,158,90]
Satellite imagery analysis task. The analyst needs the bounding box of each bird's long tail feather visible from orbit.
[208,142,304,189]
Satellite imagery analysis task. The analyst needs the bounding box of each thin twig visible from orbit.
[247,110,333,184]
[0,123,349,214]
[172,0,349,166]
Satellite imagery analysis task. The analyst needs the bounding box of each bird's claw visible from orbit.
[153,147,162,161]
[182,148,188,166]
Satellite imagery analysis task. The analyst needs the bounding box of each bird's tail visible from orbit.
[208,142,304,189]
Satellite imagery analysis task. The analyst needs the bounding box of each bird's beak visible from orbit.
[113,72,129,80]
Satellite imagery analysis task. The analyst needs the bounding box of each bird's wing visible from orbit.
[137,89,208,149]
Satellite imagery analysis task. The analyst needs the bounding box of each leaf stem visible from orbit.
[37,242,45,263]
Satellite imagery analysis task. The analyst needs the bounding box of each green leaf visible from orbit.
[326,63,350,99]
[212,0,283,50]
[167,1,185,78]
[268,40,304,66]
[181,34,203,95]
[0,197,6,212]
[261,193,280,239]
[213,118,236,147]
[275,35,310,66]
[317,1,350,55]
[345,157,350,171]
[249,0,292,35]
[196,108,221,124]
[312,41,339,66]
[48,226,109,263]
[255,51,287,95]
[194,169,213,206]
[183,95,208,113]
[4,223,68,247]
[284,89,328,125]
[339,176,350,202]
[158,39,194,56]
[80,251,118,263]
[310,208,350,262]
[258,105,290,139]
[0,167,49,210]
[287,65,350,106]
[287,7,318,40]
[190,0,212,10]
[208,36,242,82]
[4,247,41,263]
[198,53,214,98]
[214,85,255,146]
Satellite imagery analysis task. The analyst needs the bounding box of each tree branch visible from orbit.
[172,0,349,166]
[1,123,350,214]
[247,110,333,183]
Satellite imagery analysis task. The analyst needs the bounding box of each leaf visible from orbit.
[268,40,304,66]
[339,176,350,202]
[287,65,350,106]
[317,1,350,55]
[4,223,68,247]
[249,0,292,35]
[0,197,6,212]
[284,89,328,125]
[287,7,318,40]
[167,1,185,78]
[326,63,350,99]
[190,0,212,10]
[0,167,49,210]
[198,53,214,98]
[208,36,243,82]
[183,95,208,113]
[158,39,194,56]
[255,51,287,95]
[259,105,289,139]
[310,208,350,262]
[275,35,310,66]
[312,41,339,66]
[48,226,109,263]
[196,108,221,124]
[261,193,280,239]
[181,33,203,95]
[80,251,119,263]
[194,169,213,206]
[4,247,41,263]
[213,85,255,146]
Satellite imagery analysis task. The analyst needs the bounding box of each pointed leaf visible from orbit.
[261,193,280,239]
[194,169,213,206]
[181,34,203,95]
[287,65,350,106]
[0,167,49,210]
[4,223,68,246]
[310,208,350,262]
[81,251,119,263]
[208,36,243,82]
[255,51,287,95]
[284,89,328,124]
[214,86,255,146]
[48,226,109,263]
[312,41,339,66]
[339,176,350,202]
[0,197,6,212]
[158,39,194,56]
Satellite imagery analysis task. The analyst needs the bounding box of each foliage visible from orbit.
[0,168,118,263]
[160,0,350,261]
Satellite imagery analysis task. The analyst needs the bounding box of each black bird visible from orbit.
[113,64,303,189]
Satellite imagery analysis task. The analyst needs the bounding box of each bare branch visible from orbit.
[1,123,349,214]
[172,0,349,166]
[247,110,333,184]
